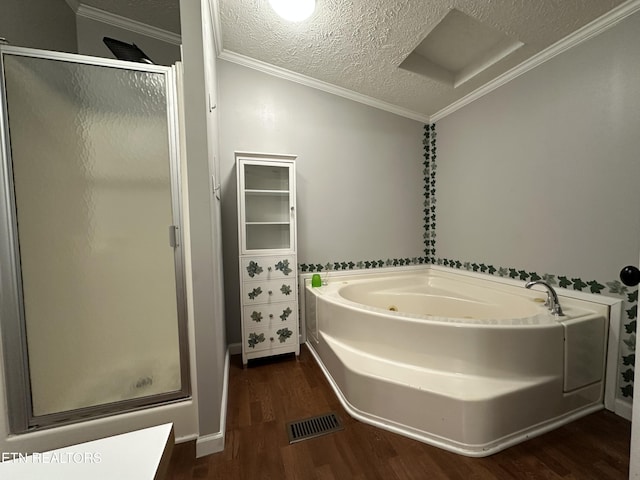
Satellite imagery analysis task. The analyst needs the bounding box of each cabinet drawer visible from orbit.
[244,324,297,353]
[243,303,297,328]
[242,278,297,305]
[241,255,296,282]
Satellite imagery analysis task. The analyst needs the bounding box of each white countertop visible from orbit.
[0,423,174,479]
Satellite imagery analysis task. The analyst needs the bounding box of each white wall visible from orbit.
[435,11,640,404]
[76,16,180,66]
[0,0,77,53]
[218,60,425,343]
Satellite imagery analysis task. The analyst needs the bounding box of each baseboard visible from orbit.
[228,342,242,355]
[195,347,231,458]
[196,431,224,457]
[175,433,198,444]
[614,396,633,421]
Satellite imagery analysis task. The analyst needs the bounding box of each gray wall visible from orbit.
[435,11,640,401]
[180,0,227,445]
[0,0,77,52]
[218,60,425,344]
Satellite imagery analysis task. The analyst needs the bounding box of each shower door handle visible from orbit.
[169,225,180,248]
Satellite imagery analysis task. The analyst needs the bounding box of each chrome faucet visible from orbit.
[525,280,564,316]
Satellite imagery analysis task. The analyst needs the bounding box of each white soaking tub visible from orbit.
[303,268,610,456]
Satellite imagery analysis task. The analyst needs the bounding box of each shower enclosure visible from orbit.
[0,46,189,433]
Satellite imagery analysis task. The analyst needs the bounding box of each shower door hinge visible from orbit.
[169,225,179,248]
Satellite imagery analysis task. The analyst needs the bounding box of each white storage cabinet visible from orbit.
[236,153,299,364]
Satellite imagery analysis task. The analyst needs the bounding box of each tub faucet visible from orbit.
[525,280,564,316]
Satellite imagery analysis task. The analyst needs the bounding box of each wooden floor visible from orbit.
[167,345,631,479]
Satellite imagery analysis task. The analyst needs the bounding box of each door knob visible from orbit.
[619,265,640,287]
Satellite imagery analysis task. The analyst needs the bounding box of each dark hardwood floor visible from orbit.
[167,345,631,479]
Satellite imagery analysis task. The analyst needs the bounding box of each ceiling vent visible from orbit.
[400,9,523,88]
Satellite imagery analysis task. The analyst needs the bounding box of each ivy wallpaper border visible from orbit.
[423,124,437,263]
[299,257,428,273]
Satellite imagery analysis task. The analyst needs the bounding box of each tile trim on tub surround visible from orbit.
[436,257,637,400]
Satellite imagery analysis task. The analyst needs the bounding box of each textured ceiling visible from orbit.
[219,0,626,118]
[80,0,628,119]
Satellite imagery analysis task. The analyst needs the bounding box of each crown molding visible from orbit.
[212,0,640,124]
[210,0,427,123]
[430,0,640,122]
[64,0,80,12]
[209,0,223,57]
[76,4,181,46]
[218,50,430,123]
[194,0,639,124]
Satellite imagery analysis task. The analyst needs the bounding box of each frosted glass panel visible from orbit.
[3,55,182,416]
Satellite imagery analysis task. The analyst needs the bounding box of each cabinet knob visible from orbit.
[268,266,272,271]
[268,290,273,295]
[269,314,274,319]
[270,337,274,342]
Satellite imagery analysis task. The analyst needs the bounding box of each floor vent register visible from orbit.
[286,412,344,444]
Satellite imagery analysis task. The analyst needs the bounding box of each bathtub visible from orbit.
[303,267,609,456]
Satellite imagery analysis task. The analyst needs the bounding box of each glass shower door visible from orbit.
[0,47,189,431]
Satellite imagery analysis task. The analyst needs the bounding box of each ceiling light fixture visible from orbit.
[268,0,316,22]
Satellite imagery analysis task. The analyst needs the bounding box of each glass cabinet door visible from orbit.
[239,160,295,253]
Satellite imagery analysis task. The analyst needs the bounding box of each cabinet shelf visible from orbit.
[245,222,291,227]
[246,221,291,225]
[245,189,290,196]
